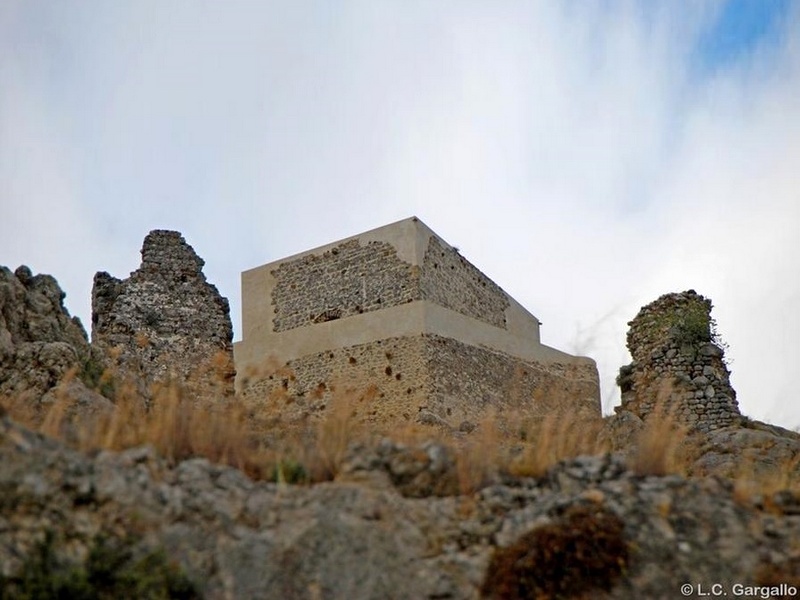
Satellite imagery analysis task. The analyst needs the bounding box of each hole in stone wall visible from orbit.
[349,356,357,364]
[385,366,393,376]
[395,373,402,380]
[313,309,342,324]
[447,408,452,416]
[385,351,393,360]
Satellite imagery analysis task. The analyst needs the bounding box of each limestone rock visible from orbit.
[0,266,101,416]
[689,420,800,479]
[2,415,800,599]
[91,230,235,402]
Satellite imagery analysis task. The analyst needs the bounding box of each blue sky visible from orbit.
[695,0,791,72]
[1,1,799,427]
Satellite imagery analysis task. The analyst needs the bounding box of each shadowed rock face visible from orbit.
[91,230,234,402]
[0,265,90,398]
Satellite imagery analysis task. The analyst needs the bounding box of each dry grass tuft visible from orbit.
[506,411,608,479]
[627,381,697,477]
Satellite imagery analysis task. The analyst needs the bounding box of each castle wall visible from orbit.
[425,336,601,426]
[420,236,509,329]
[238,335,430,427]
[239,333,601,429]
[271,239,420,333]
[235,217,548,373]
[235,217,600,427]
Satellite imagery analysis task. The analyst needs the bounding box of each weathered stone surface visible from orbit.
[690,421,800,479]
[91,230,235,402]
[0,265,105,417]
[242,332,600,431]
[616,290,740,432]
[238,217,601,433]
[2,416,799,599]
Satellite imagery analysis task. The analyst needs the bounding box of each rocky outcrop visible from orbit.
[616,290,740,432]
[0,266,110,420]
[1,416,799,599]
[92,230,235,402]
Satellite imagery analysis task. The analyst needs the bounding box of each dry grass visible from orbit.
[623,379,699,477]
[505,411,608,479]
[455,413,503,494]
[0,349,623,495]
[4,356,790,499]
[629,409,694,477]
[2,359,619,492]
[733,453,800,508]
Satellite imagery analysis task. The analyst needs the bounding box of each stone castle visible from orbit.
[234,217,601,429]
[2,221,740,435]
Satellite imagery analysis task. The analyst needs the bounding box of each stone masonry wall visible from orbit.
[420,237,509,329]
[270,234,512,336]
[239,335,430,427]
[271,240,419,333]
[425,335,600,428]
[240,333,600,431]
[616,290,740,432]
[92,230,235,402]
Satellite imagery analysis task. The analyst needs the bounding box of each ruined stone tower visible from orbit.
[616,290,740,432]
[234,217,600,429]
[92,230,235,401]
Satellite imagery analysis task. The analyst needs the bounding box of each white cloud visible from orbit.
[1,1,798,426]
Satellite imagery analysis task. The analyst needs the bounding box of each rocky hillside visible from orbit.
[2,237,800,598]
[1,414,799,599]
[0,265,111,424]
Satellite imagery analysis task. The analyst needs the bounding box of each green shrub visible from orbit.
[671,303,712,345]
[272,459,309,484]
[0,531,199,600]
[78,357,116,400]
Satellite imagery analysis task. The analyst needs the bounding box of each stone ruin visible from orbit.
[3,223,747,444]
[92,230,235,402]
[616,290,740,432]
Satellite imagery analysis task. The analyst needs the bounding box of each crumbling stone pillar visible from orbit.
[616,290,740,432]
[92,230,235,402]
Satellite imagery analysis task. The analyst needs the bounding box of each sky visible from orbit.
[1,1,798,428]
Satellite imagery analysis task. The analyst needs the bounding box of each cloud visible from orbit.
[1,1,798,426]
